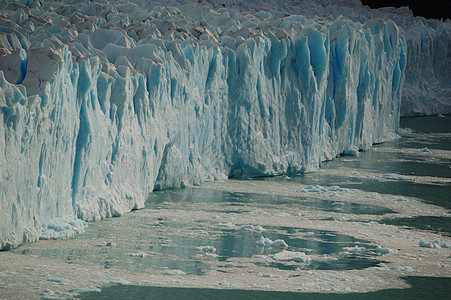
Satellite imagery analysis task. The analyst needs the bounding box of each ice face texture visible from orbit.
[401,19,451,116]
[0,0,443,249]
[326,3,451,116]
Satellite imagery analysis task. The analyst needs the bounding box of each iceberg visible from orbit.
[2,0,444,250]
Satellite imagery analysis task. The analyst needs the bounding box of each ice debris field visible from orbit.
[0,0,450,254]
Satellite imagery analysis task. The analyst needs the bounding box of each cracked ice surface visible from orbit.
[0,0,413,250]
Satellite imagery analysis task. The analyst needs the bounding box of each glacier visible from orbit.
[0,0,446,250]
[306,2,450,116]
[402,18,450,116]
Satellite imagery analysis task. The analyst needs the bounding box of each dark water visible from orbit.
[380,216,451,237]
[255,255,383,271]
[400,115,451,134]
[79,276,451,299]
[148,189,395,215]
[266,173,451,210]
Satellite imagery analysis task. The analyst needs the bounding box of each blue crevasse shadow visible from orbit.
[16,49,28,84]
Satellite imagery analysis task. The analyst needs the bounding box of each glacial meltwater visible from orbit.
[0,116,450,299]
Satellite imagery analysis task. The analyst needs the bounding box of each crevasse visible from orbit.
[1,0,408,250]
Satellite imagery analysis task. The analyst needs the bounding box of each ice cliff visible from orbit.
[289,1,450,116]
[317,2,450,116]
[0,0,437,250]
[401,18,450,116]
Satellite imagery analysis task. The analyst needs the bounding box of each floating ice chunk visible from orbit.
[224,262,237,268]
[129,252,147,258]
[203,252,218,258]
[368,266,389,271]
[46,277,72,284]
[147,221,163,226]
[262,273,281,278]
[254,225,266,231]
[302,185,328,193]
[215,222,235,228]
[217,281,234,287]
[325,273,354,281]
[271,239,288,248]
[196,250,218,258]
[342,245,366,253]
[380,173,409,181]
[41,289,55,296]
[273,250,311,263]
[242,225,266,231]
[256,236,273,246]
[365,193,381,199]
[69,287,102,293]
[0,271,19,277]
[419,240,434,248]
[380,232,393,237]
[394,197,408,202]
[163,270,186,276]
[376,246,398,254]
[249,284,270,289]
[329,186,348,192]
[40,217,87,240]
[327,192,343,198]
[419,240,448,248]
[319,281,336,287]
[104,278,131,285]
[99,241,117,247]
[256,237,288,248]
[397,127,413,134]
[418,147,431,153]
[389,266,414,272]
[273,212,290,217]
[342,147,360,156]
[433,180,451,184]
[196,246,216,253]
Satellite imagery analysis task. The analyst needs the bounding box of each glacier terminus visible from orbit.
[0,0,449,251]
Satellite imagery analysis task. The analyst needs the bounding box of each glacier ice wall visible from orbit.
[272,0,450,116]
[0,0,408,249]
[401,19,451,116]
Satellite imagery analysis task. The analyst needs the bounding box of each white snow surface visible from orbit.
[1,0,446,249]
